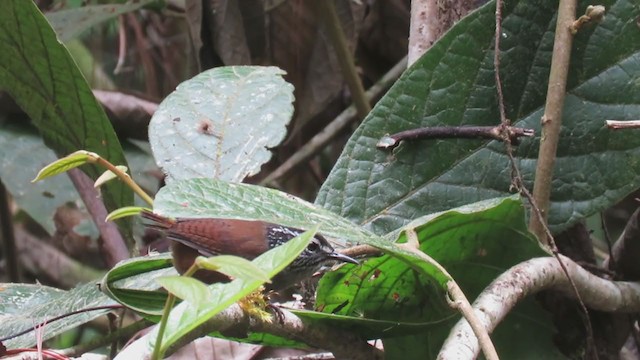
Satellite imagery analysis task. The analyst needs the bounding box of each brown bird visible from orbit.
[141,210,358,290]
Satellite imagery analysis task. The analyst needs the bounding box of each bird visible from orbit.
[141,210,358,290]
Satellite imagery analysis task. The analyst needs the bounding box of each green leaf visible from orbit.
[0,125,80,234]
[195,255,271,283]
[156,276,210,309]
[32,150,97,183]
[149,66,294,182]
[316,197,555,358]
[315,0,640,236]
[100,254,177,315]
[0,283,116,349]
[106,206,148,221]
[0,0,132,229]
[150,228,316,356]
[45,1,158,42]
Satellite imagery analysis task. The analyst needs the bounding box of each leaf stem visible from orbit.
[91,155,154,206]
[151,262,199,359]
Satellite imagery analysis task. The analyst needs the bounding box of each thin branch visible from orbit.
[314,0,371,119]
[0,180,19,281]
[376,125,534,150]
[492,0,595,354]
[67,169,129,267]
[528,0,578,239]
[438,255,640,360]
[57,319,150,358]
[0,305,124,343]
[606,120,640,130]
[14,226,104,288]
[604,207,640,280]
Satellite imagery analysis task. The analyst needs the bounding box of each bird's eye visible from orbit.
[307,241,320,252]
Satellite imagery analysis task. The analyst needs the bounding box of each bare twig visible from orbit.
[491,0,596,355]
[67,169,129,267]
[606,120,640,130]
[0,180,19,281]
[14,226,103,287]
[113,15,127,75]
[314,0,370,119]
[58,319,150,358]
[0,305,124,343]
[439,255,640,359]
[604,208,640,280]
[528,0,578,239]
[376,125,534,150]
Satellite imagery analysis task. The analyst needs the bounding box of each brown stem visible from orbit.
[0,180,19,281]
[376,125,534,150]
[529,0,578,241]
[67,169,129,267]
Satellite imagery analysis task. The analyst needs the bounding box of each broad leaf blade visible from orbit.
[317,197,555,358]
[0,0,132,223]
[0,126,80,234]
[101,254,176,315]
[149,66,294,182]
[0,283,116,349]
[315,0,640,236]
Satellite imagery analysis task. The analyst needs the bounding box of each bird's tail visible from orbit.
[141,210,176,230]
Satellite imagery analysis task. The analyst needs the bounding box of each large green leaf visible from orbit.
[0,283,116,349]
[0,0,132,223]
[0,125,79,234]
[315,0,640,235]
[148,66,294,182]
[316,197,558,359]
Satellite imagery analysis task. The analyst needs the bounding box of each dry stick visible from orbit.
[67,169,129,268]
[606,120,640,129]
[260,57,408,186]
[0,180,19,281]
[113,15,127,75]
[14,226,104,287]
[376,125,534,150]
[314,0,371,118]
[492,0,597,355]
[528,0,577,239]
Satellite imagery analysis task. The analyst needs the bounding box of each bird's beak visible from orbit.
[329,252,359,265]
